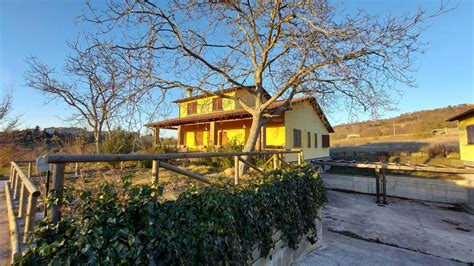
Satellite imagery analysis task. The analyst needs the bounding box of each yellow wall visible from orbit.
[266,125,285,147]
[283,102,330,161]
[458,116,474,163]
[179,91,236,117]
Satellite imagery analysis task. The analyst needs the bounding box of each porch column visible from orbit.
[177,126,182,147]
[153,127,160,147]
[209,122,217,146]
[260,125,266,150]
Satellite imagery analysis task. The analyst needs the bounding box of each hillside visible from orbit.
[332,103,473,141]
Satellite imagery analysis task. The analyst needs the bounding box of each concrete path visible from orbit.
[297,190,474,265]
[0,180,11,266]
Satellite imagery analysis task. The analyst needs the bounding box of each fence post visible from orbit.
[273,154,278,170]
[28,162,32,179]
[9,164,14,184]
[18,183,26,218]
[13,172,20,200]
[234,156,240,185]
[151,160,160,184]
[49,163,65,223]
[375,167,380,204]
[24,193,39,243]
[75,163,79,176]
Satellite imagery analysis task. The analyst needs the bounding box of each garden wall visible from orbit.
[322,173,468,204]
[251,210,322,266]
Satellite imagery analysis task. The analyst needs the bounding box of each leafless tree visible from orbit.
[0,88,19,131]
[84,0,449,169]
[25,42,157,153]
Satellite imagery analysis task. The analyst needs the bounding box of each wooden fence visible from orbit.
[45,150,303,222]
[5,160,41,262]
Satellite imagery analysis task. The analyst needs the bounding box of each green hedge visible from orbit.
[16,164,326,265]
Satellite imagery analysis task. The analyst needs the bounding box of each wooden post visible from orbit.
[273,154,278,170]
[75,163,79,176]
[18,183,26,218]
[261,125,266,150]
[27,162,32,179]
[234,156,240,185]
[153,127,160,147]
[10,167,15,189]
[177,126,182,148]
[24,194,38,242]
[13,172,20,200]
[49,163,65,223]
[210,122,217,146]
[151,160,160,184]
[9,164,14,184]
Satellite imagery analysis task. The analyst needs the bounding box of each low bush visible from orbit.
[16,164,326,265]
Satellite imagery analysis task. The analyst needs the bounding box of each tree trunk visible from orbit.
[240,112,264,174]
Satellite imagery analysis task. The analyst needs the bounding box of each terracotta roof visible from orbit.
[146,96,334,133]
[447,107,474,122]
[172,86,271,103]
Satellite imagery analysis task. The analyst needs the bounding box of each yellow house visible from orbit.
[146,87,334,161]
[448,108,474,165]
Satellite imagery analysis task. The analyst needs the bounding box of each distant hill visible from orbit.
[332,103,474,141]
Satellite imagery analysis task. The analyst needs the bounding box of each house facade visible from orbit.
[447,107,474,165]
[146,87,334,162]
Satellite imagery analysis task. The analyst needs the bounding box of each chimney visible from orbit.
[186,88,193,98]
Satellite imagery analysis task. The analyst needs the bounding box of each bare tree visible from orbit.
[84,0,448,168]
[25,42,155,153]
[0,88,19,131]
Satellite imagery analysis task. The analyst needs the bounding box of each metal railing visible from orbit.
[314,159,474,204]
[45,150,304,222]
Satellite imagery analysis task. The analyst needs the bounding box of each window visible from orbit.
[322,134,330,148]
[307,132,311,148]
[314,133,318,148]
[468,125,474,145]
[212,98,223,111]
[293,129,301,147]
[187,102,197,115]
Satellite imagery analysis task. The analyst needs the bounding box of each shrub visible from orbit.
[16,165,326,265]
[201,142,243,169]
[426,144,448,158]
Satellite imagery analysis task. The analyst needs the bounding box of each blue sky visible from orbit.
[0,0,472,131]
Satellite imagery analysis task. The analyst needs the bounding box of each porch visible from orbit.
[150,117,286,152]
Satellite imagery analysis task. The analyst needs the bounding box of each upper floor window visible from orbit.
[212,98,223,111]
[293,129,301,148]
[467,125,474,145]
[187,101,197,115]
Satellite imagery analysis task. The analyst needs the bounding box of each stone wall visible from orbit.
[322,173,469,204]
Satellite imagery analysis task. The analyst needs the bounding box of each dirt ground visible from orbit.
[331,134,459,153]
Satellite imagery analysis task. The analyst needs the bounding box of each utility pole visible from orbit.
[392,119,396,136]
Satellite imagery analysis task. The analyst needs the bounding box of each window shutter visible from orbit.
[195,131,203,146]
[293,129,301,148]
[307,132,311,148]
[322,134,330,148]
[467,125,474,145]
[314,133,318,148]
[187,102,197,115]
[212,98,223,111]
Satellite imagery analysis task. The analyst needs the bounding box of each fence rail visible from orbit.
[45,150,303,223]
[5,160,42,264]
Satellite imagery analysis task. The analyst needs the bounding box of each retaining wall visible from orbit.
[251,209,322,266]
[322,173,469,204]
